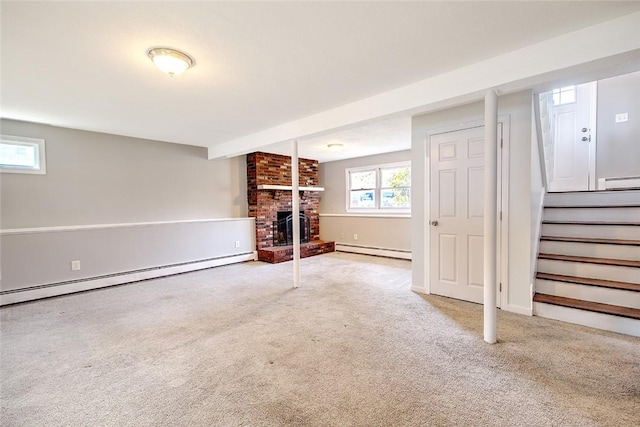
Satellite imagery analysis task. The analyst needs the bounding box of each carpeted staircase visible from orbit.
[533,189,640,337]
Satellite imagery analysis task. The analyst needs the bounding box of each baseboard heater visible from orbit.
[597,176,640,190]
[0,251,257,306]
[335,243,411,260]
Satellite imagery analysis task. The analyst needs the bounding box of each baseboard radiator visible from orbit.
[0,252,257,306]
[597,176,640,190]
[335,243,411,260]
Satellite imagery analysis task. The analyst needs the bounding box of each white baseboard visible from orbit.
[335,243,412,260]
[411,286,428,294]
[0,252,257,306]
[502,304,533,316]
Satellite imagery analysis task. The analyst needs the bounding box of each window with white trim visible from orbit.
[0,135,47,174]
[551,86,576,106]
[347,162,410,211]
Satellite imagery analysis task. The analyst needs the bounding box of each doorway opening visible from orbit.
[537,71,640,192]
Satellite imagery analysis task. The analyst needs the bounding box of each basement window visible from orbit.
[0,135,46,174]
[347,162,411,212]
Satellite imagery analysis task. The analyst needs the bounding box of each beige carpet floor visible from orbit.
[1,252,638,426]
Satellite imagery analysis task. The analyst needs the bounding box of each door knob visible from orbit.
[581,127,588,133]
[582,136,589,141]
[431,220,439,226]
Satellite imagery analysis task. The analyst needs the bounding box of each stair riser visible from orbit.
[545,190,640,207]
[541,223,640,240]
[533,302,640,337]
[543,207,640,222]
[537,259,640,284]
[539,241,640,262]
[535,279,640,309]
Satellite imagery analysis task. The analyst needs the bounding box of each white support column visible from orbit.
[292,139,301,288]
[483,89,498,344]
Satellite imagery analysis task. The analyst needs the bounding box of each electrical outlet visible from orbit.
[615,112,628,123]
[353,233,358,240]
[71,260,81,271]
[235,241,241,248]
[340,232,344,239]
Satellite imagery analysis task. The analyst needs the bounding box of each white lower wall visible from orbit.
[1,218,256,304]
[319,214,411,258]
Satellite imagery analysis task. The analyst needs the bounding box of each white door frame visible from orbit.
[588,81,598,191]
[423,116,510,309]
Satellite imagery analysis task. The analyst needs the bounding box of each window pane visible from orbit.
[0,142,37,168]
[381,166,410,188]
[560,87,575,104]
[381,188,411,208]
[350,170,376,190]
[350,190,375,208]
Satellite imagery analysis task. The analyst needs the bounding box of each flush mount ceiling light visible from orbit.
[327,143,344,152]
[147,47,194,76]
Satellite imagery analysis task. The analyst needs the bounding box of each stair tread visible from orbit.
[538,253,640,268]
[545,204,640,208]
[547,189,640,194]
[533,293,640,320]
[542,220,640,226]
[536,273,640,292]
[540,236,640,246]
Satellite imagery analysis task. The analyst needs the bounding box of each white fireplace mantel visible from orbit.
[257,185,325,192]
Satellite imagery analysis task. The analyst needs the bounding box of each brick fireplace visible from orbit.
[247,152,335,263]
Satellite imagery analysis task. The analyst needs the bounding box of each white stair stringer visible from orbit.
[537,258,640,284]
[541,223,640,240]
[543,207,640,222]
[539,240,640,261]
[533,302,640,337]
[545,190,640,207]
[535,278,640,309]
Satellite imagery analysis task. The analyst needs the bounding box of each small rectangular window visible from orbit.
[347,162,411,212]
[0,135,46,174]
[551,86,576,106]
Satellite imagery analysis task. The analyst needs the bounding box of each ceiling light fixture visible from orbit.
[327,143,344,152]
[147,47,195,76]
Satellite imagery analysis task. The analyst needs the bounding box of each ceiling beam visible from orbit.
[208,11,640,160]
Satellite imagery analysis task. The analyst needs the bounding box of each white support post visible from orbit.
[292,139,301,288]
[484,89,498,344]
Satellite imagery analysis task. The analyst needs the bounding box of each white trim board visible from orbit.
[335,243,411,260]
[1,217,256,236]
[0,252,258,306]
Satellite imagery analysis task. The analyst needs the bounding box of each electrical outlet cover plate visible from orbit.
[71,260,81,271]
[615,112,628,123]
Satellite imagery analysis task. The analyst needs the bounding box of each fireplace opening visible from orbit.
[273,211,310,246]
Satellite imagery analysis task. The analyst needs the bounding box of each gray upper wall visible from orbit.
[596,71,640,180]
[319,150,411,214]
[1,119,247,229]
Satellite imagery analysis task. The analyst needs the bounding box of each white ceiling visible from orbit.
[2,1,640,162]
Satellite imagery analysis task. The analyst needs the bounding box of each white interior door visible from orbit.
[549,82,596,192]
[429,126,486,304]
